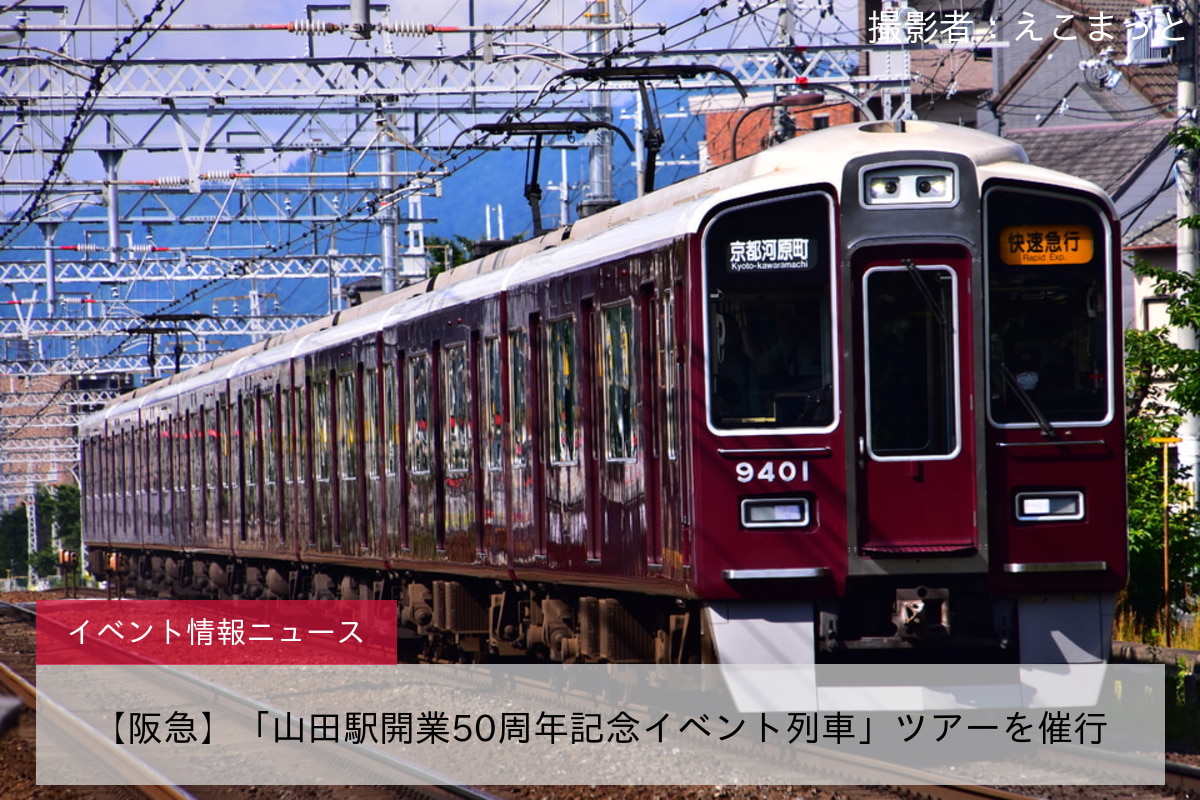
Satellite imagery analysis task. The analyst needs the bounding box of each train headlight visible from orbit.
[741,497,811,528]
[1015,491,1085,522]
[861,165,957,207]
[916,175,948,198]
[868,177,900,200]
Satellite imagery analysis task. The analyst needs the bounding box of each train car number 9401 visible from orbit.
[735,461,801,483]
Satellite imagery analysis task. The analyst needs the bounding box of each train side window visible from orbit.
[364,368,380,479]
[242,393,258,540]
[546,317,580,465]
[337,372,358,481]
[483,336,503,471]
[509,329,530,467]
[383,361,399,477]
[408,354,432,474]
[220,397,234,521]
[313,378,331,482]
[166,418,176,527]
[297,384,309,488]
[263,390,278,487]
[281,386,293,487]
[443,344,472,473]
[662,290,679,461]
[204,405,218,496]
[601,303,638,461]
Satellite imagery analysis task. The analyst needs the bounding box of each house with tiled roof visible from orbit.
[985,0,1176,133]
[1006,118,1176,326]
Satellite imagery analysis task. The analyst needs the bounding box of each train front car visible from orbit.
[693,121,1126,669]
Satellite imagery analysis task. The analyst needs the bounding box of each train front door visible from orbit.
[851,247,977,556]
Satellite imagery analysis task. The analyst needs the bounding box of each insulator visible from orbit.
[286,19,340,35]
[154,176,188,187]
[200,170,237,181]
[378,21,437,36]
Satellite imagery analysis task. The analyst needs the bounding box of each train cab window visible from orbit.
[483,336,503,471]
[407,354,432,474]
[601,303,638,461]
[703,192,835,431]
[443,344,472,473]
[509,329,530,467]
[984,188,1111,425]
[547,317,580,464]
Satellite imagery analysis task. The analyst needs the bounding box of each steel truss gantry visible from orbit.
[0,1,913,508]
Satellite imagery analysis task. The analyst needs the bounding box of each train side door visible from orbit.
[852,248,977,555]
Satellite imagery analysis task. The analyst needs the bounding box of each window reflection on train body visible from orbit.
[711,292,832,428]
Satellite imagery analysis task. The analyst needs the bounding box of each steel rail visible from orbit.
[0,600,201,800]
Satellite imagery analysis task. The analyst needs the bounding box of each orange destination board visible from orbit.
[1000,225,1094,265]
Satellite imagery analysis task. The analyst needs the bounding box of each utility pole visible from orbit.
[772,1,798,146]
[580,0,617,217]
[1176,0,1198,498]
[379,144,398,295]
[25,484,37,589]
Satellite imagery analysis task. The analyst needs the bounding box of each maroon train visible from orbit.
[80,120,1127,667]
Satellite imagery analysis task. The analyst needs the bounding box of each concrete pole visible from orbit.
[349,0,371,39]
[99,150,124,274]
[38,221,59,314]
[379,146,397,294]
[580,0,615,217]
[1177,2,1198,503]
[26,484,37,589]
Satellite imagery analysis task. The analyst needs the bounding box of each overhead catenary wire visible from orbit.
[0,0,888,446]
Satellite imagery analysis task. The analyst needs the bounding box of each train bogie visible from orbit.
[81,121,1126,669]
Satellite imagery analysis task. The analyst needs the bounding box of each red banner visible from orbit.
[37,600,397,665]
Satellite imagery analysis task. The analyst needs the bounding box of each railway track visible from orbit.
[0,598,517,800]
[2,597,1188,800]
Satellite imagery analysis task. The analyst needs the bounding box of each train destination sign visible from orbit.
[728,237,815,271]
[1000,225,1094,265]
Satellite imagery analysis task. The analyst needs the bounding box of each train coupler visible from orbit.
[893,586,950,640]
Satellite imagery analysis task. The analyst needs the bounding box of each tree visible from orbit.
[424,235,474,277]
[1124,125,1200,629]
[0,484,82,585]
[0,502,27,580]
[1123,327,1198,629]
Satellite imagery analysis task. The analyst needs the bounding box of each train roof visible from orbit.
[83,120,1111,430]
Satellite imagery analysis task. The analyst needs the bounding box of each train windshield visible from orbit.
[703,192,835,430]
[985,187,1112,425]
